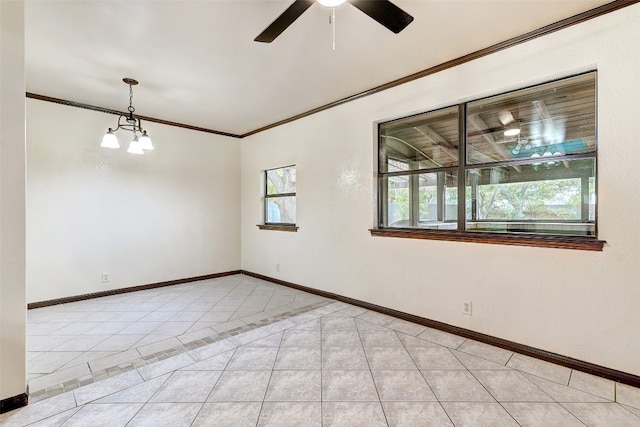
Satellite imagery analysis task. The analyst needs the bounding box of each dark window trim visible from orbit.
[376,72,599,248]
[265,192,296,198]
[369,228,605,251]
[263,165,297,229]
[257,224,299,232]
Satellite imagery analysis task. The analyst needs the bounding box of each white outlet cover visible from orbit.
[463,302,472,315]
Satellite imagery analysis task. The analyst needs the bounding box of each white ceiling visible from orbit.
[25,0,613,136]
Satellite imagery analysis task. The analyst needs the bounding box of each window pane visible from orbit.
[388,159,410,173]
[419,176,437,221]
[466,73,596,164]
[418,172,458,228]
[266,196,296,224]
[383,172,457,229]
[465,157,595,236]
[387,175,410,226]
[267,166,296,195]
[380,107,459,172]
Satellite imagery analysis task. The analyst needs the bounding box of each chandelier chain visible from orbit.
[128,83,135,114]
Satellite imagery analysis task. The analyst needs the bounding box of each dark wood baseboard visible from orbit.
[0,393,28,414]
[25,269,640,388]
[27,270,241,309]
[241,270,640,389]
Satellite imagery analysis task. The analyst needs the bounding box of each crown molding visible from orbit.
[27,1,638,139]
[25,92,243,139]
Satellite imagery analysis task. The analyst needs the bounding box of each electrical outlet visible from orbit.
[101,272,110,283]
[276,263,280,272]
[463,301,472,316]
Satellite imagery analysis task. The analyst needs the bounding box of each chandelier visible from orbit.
[100,78,154,154]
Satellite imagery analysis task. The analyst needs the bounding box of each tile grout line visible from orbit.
[27,286,639,411]
[28,299,333,403]
[190,347,234,426]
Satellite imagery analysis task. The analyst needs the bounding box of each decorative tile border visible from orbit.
[28,299,332,403]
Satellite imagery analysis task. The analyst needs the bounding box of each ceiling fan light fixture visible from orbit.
[317,0,346,7]
[504,127,521,137]
[498,110,515,126]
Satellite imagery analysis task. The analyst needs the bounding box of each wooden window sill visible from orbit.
[369,228,605,251]
[258,224,299,232]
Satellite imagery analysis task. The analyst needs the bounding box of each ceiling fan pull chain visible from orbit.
[332,7,336,50]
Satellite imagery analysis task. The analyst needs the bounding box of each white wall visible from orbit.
[0,0,27,403]
[241,4,640,376]
[27,99,241,303]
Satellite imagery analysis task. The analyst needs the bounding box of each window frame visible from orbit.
[260,165,298,232]
[373,72,605,251]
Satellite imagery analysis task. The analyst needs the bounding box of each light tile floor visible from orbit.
[2,274,639,426]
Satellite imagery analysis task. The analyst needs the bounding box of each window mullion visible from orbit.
[264,171,268,224]
[265,192,296,198]
[380,175,388,227]
[436,172,444,222]
[410,173,419,227]
[470,172,478,222]
[457,103,467,232]
[581,174,590,222]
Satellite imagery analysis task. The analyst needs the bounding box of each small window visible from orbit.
[264,165,296,226]
[376,72,602,249]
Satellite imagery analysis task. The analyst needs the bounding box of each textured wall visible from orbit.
[241,5,640,376]
[0,0,27,403]
[26,100,241,303]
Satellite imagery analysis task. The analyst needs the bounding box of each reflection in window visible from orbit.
[378,72,597,238]
[380,107,459,172]
[265,165,296,225]
[466,74,596,165]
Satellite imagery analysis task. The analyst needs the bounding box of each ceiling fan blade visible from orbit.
[255,0,315,43]
[349,0,414,34]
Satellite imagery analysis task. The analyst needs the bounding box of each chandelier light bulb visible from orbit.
[100,129,120,149]
[127,136,144,155]
[138,131,154,150]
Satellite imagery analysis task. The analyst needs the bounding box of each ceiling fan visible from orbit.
[255,0,414,43]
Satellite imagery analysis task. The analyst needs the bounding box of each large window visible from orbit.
[264,165,296,227]
[377,72,601,247]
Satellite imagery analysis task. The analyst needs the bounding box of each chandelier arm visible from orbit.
[115,114,144,133]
